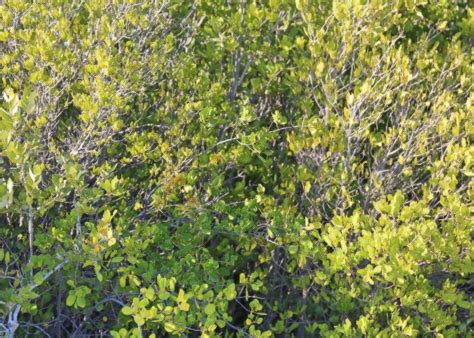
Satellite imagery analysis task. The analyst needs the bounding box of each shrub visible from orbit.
[0,0,472,336]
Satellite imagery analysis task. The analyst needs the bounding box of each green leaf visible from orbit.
[204,304,216,316]
[19,87,36,114]
[33,272,45,285]
[457,300,470,309]
[121,306,134,316]
[111,256,124,263]
[272,110,288,125]
[224,284,237,301]
[0,108,13,131]
[390,190,405,216]
[144,288,155,300]
[133,314,145,326]
[66,294,76,307]
[76,296,86,308]
[164,322,177,333]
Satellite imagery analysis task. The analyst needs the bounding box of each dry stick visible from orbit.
[296,288,308,338]
[74,192,82,236]
[28,206,34,262]
[55,268,64,338]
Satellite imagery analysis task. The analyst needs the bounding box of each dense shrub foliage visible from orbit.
[0,0,472,336]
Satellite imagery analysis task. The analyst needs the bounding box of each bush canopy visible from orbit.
[0,0,472,337]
